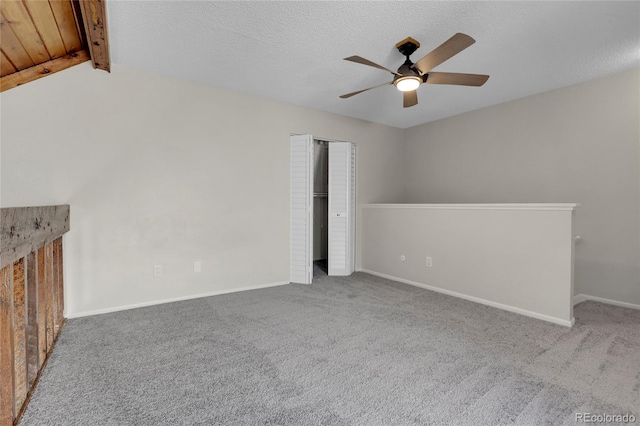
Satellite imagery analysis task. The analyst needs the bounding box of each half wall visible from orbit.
[360,204,578,326]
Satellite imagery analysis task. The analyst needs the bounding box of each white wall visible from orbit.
[360,204,577,325]
[403,68,640,306]
[0,63,405,316]
[2,63,637,317]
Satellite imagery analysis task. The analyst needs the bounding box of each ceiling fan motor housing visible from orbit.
[395,37,423,78]
[396,62,421,78]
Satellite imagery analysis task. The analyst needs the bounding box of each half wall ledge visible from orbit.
[360,203,578,326]
[362,203,579,211]
[1,205,70,269]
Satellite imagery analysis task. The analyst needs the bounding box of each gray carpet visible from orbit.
[21,268,640,425]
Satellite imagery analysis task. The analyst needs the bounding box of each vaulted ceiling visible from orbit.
[107,1,639,129]
[3,2,639,129]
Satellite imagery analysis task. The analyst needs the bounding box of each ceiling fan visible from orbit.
[340,33,489,108]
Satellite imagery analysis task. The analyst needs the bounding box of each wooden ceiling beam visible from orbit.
[0,50,89,92]
[78,0,109,72]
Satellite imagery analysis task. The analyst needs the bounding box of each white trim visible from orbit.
[573,294,588,305]
[290,133,356,146]
[66,281,291,318]
[361,203,579,211]
[573,293,640,310]
[360,269,574,327]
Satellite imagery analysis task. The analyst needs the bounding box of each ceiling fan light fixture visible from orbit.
[340,33,488,108]
[394,76,421,92]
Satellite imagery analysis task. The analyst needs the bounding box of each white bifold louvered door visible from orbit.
[290,134,314,284]
[328,142,356,276]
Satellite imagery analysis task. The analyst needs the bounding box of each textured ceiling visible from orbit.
[107,1,640,129]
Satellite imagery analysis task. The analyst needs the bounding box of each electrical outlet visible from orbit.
[194,261,202,273]
[153,264,163,277]
[426,256,432,267]
[400,255,406,261]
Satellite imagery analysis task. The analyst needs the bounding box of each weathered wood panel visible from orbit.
[36,248,47,367]
[0,265,15,424]
[44,243,54,353]
[26,252,39,387]
[79,0,109,72]
[1,207,69,425]
[54,238,65,328]
[12,259,27,413]
[0,205,70,268]
[51,243,60,338]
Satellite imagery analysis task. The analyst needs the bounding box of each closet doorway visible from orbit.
[290,134,356,284]
[313,140,329,276]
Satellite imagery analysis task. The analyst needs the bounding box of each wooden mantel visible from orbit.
[1,205,70,425]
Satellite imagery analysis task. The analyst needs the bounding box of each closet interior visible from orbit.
[313,140,329,276]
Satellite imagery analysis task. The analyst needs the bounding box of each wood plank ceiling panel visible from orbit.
[1,1,50,64]
[0,51,18,76]
[49,0,83,52]
[0,12,35,71]
[0,0,110,91]
[23,0,67,58]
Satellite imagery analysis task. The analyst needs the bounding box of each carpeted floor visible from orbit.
[21,267,640,425]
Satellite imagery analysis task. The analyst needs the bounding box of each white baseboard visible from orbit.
[359,269,574,327]
[66,281,291,319]
[573,294,640,310]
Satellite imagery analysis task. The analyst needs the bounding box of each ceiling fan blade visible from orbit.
[426,72,489,86]
[344,56,402,77]
[414,33,476,74]
[339,81,392,99]
[403,90,418,108]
